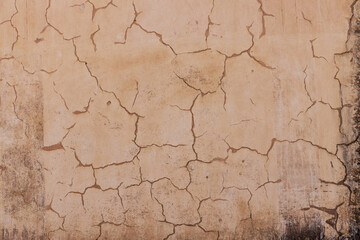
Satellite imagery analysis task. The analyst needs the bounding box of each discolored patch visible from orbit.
[0,74,45,238]
[347,1,360,238]
[281,217,325,240]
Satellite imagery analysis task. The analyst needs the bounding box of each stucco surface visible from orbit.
[0,0,359,239]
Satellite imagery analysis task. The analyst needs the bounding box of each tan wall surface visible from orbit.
[0,0,359,239]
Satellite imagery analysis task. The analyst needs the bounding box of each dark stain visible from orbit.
[1,228,42,240]
[281,218,325,240]
[350,1,360,239]
[1,229,9,240]
[34,38,44,44]
[1,78,45,239]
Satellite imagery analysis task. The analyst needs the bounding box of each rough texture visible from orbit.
[0,0,359,239]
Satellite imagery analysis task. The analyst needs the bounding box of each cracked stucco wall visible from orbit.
[0,0,359,239]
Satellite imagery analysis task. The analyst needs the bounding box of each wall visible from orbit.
[0,0,359,239]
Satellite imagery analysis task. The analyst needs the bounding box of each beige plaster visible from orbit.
[0,0,359,239]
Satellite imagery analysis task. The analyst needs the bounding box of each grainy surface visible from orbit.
[0,0,359,239]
